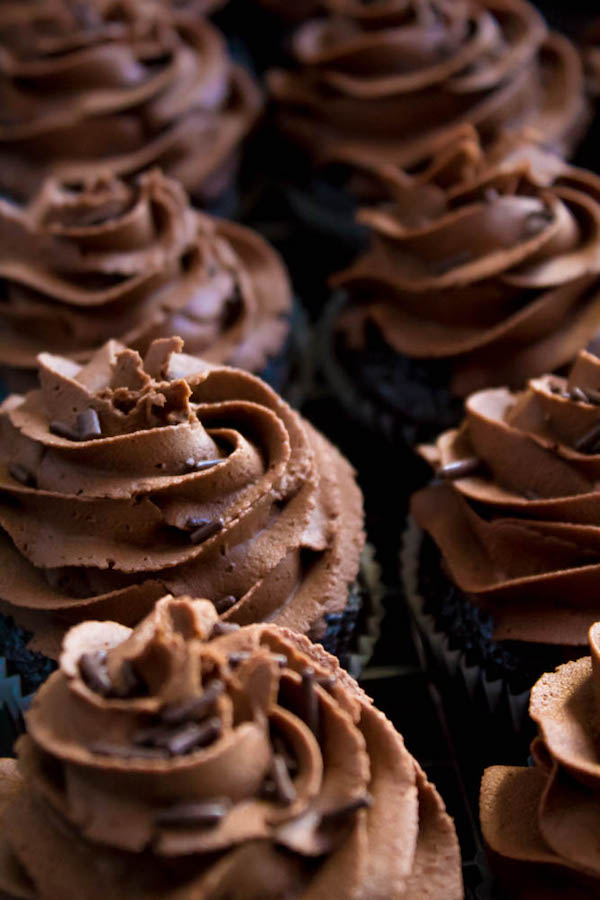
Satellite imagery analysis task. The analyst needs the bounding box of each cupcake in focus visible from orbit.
[408,347,600,702]
[324,141,600,444]
[267,0,588,239]
[0,336,366,692]
[0,594,463,898]
[0,0,261,207]
[481,621,600,898]
[0,169,294,396]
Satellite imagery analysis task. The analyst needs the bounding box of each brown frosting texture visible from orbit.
[0,169,291,375]
[480,621,600,898]
[0,0,261,202]
[0,595,463,899]
[411,348,600,649]
[0,337,364,658]
[334,141,600,397]
[268,0,587,176]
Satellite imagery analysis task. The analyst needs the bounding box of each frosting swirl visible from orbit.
[0,0,261,203]
[0,169,291,375]
[480,621,600,897]
[268,0,587,176]
[0,337,364,659]
[334,142,600,398]
[412,348,600,650]
[0,595,463,899]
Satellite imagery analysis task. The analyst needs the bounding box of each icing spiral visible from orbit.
[268,0,587,176]
[334,142,600,398]
[0,169,291,376]
[412,348,600,649]
[480,622,600,897]
[0,595,463,899]
[0,337,364,659]
[0,0,261,202]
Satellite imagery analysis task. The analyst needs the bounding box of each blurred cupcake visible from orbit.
[267,0,588,241]
[0,594,463,897]
[0,0,261,208]
[0,336,366,689]
[0,169,295,396]
[480,621,600,898]
[325,142,600,444]
[408,347,600,709]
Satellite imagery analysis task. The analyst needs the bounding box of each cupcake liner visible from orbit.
[319,291,464,448]
[400,518,531,744]
[321,543,384,679]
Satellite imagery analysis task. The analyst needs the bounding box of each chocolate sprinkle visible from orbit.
[584,387,600,406]
[49,420,80,441]
[8,463,36,488]
[575,421,600,453]
[155,799,231,829]
[78,651,112,697]
[228,651,250,668]
[161,680,225,726]
[320,794,373,825]
[214,595,237,614]
[438,458,482,480]
[77,408,102,441]
[271,654,288,668]
[211,621,240,637]
[163,718,222,756]
[271,754,297,806]
[188,519,223,545]
[184,458,223,472]
[302,667,319,738]
[571,386,589,403]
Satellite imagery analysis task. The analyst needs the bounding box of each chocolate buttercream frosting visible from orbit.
[411,347,600,650]
[0,596,463,899]
[0,0,261,203]
[0,337,364,659]
[480,621,600,897]
[0,169,291,376]
[334,141,600,398]
[268,0,588,177]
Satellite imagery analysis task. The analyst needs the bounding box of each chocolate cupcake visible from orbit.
[325,141,600,445]
[406,346,600,722]
[0,336,365,686]
[0,169,294,396]
[0,0,261,207]
[0,594,463,897]
[266,0,588,244]
[480,622,600,898]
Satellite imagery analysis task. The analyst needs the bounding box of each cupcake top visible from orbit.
[412,347,600,650]
[480,621,600,897]
[334,141,600,398]
[268,0,587,177]
[0,337,364,659]
[0,169,291,375]
[0,594,463,900]
[0,0,261,202]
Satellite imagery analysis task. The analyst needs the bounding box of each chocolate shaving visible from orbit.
[228,651,250,668]
[49,420,80,441]
[302,667,319,739]
[163,718,222,756]
[155,799,231,828]
[271,754,297,806]
[161,680,225,725]
[77,408,102,441]
[188,519,223,545]
[8,463,36,488]
[78,651,112,697]
[214,595,237,614]
[438,458,482,480]
[575,421,600,453]
[320,794,373,826]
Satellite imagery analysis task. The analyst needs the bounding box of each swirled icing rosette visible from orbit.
[0,0,261,203]
[268,0,587,177]
[0,169,291,379]
[0,337,364,660]
[412,347,600,652]
[333,143,600,400]
[0,595,462,899]
[480,621,600,897]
